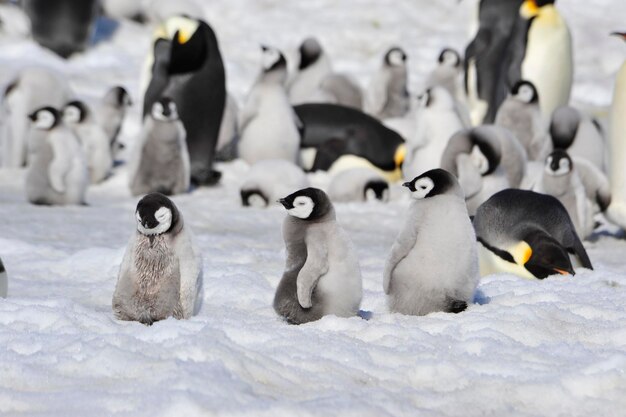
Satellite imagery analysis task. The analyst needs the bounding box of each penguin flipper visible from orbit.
[569,235,593,270]
[383,220,419,294]
[296,230,329,309]
[311,138,347,171]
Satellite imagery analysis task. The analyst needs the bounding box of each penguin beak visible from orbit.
[554,267,575,276]
[260,44,269,52]
[402,182,411,188]
[27,112,37,122]
[277,198,291,209]
[611,32,626,40]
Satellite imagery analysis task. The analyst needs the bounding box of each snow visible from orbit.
[1,0,626,416]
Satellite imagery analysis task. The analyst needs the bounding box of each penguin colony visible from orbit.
[0,0,624,327]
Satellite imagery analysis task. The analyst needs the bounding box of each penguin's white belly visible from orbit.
[477,241,535,279]
[315,233,362,317]
[608,62,626,229]
[522,13,572,118]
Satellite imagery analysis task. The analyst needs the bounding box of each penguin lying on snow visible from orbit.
[143,15,226,186]
[240,159,309,208]
[25,107,89,206]
[63,100,113,184]
[328,168,389,203]
[294,103,406,182]
[274,188,362,324]
[473,189,592,279]
[128,98,190,197]
[384,169,479,315]
[608,31,626,230]
[113,193,203,325]
[365,47,410,120]
[238,45,302,166]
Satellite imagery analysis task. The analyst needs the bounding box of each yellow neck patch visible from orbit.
[510,241,533,266]
[521,0,539,18]
[394,144,406,168]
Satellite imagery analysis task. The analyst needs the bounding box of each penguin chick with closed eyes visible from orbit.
[273,188,362,324]
[384,169,479,316]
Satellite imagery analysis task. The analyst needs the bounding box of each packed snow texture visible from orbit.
[1,0,626,416]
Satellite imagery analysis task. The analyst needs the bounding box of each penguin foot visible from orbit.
[191,169,222,187]
[446,298,468,314]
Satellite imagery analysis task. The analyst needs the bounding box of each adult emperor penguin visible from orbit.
[473,189,592,279]
[607,31,626,230]
[274,188,362,324]
[495,80,551,161]
[464,0,524,124]
[294,103,406,182]
[143,15,226,186]
[1,67,72,168]
[25,107,89,205]
[240,159,309,208]
[0,257,6,298]
[128,98,190,197]
[402,87,465,179]
[507,0,573,119]
[384,169,479,315]
[365,47,410,120]
[113,193,203,325]
[63,100,113,184]
[550,106,607,172]
[237,45,301,166]
[22,0,99,58]
[327,168,389,203]
[95,86,132,156]
[288,37,363,109]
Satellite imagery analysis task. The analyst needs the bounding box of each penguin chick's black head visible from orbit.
[438,48,461,68]
[151,97,179,121]
[403,169,460,199]
[63,100,89,124]
[545,149,572,176]
[240,189,268,207]
[385,47,407,67]
[364,179,389,201]
[135,193,180,236]
[511,80,539,104]
[28,106,61,131]
[550,106,581,149]
[278,187,332,221]
[107,86,132,107]
[469,130,501,176]
[523,230,574,279]
[298,37,322,70]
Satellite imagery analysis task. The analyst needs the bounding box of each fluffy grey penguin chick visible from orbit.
[240,159,309,207]
[128,97,190,196]
[113,193,203,325]
[95,86,132,156]
[327,167,389,203]
[384,169,479,316]
[365,46,410,119]
[25,106,89,205]
[274,188,362,324]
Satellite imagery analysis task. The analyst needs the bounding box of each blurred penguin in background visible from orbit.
[22,0,99,58]
[464,0,524,124]
[365,47,410,120]
[288,37,363,109]
[94,86,132,159]
[143,15,226,186]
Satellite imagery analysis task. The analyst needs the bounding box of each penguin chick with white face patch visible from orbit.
[96,86,132,158]
[425,48,465,104]
[237,45,302,166]
[240,159,309,207]
[327,167,389,203]
[384,169,479,316]
[25,106,89,205]
[63,100,113,184]
[495,80,551,161]
[113,193,203,325]
[274,188,362,324]
[365,47,410,119]
[473,188,592,279]
[0,257,7,298]
[402,86,465,179]
[128,97,190,197]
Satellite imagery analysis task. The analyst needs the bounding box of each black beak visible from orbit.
[277,198,289,209]
[610,31,626,39]
[260,44,269,52]
[402,182,411,188]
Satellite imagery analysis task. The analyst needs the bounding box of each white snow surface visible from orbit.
[1,1,626,416]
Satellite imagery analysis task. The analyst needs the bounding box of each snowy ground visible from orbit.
[1,1,626,416]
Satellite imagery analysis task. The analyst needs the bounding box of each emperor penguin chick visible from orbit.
[240,159,309,207]
[95,86,132,156]
[238,45,302,165]
[327,168,389,203]
[384,169,479,315]
[128,98,190,197]
[495,80,551,161]
[25,107,89,205]
[365,47,410,119]
[274,188,362,324]
[63,100,113,184]
[113,193,203,325]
